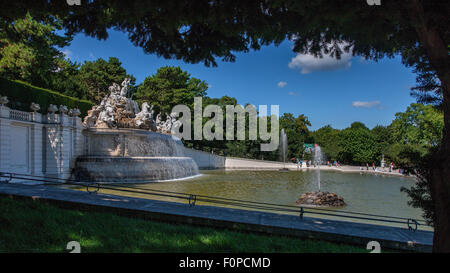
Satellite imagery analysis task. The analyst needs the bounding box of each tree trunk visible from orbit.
[407,0,450,252]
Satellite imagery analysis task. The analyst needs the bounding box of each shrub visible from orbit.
[0,78,94,117]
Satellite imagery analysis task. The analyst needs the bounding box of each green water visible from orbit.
[91,169,430,229]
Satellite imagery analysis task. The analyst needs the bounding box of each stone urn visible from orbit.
[69,108,81,117]
[0,96,8,106]
[30,102,40,112]
[59,105,68,114]
[48,104,58,113]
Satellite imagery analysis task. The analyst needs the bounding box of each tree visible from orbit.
[135,66,208,115]
[78,57,135,103]
[313,125,342,162]
[391,103,444,147]
[2,0,449,252]
[0,13,71,88]
[371,125,394,160]
[48,57,83,98]
[338,123,378,165]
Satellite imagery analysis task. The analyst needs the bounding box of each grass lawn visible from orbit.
[0,195,370,253]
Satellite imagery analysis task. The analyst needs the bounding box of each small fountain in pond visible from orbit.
[279,128,289,171]
[296,144,346,207]
[72,78,199,183]
[314,144,322,191]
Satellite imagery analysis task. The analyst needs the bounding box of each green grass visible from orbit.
[0,196,369,253]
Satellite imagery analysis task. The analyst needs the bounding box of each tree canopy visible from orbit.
[1,0,449,252]
[0,13,71,88]
[135,66,208,115]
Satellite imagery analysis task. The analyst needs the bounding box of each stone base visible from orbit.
[73,156,199,183]
[296,191,346,207]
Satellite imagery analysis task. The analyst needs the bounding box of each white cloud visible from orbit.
[277,81,287,88]
[288,46,353,74]
[352,101,382,109]
[288,91,298,96]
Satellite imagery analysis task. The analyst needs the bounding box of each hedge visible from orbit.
[0,78,95,117]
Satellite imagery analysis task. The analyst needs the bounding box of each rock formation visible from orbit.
[296,191,346,207]
[83,78,177,133]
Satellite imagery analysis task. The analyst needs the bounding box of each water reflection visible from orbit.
[78,169,430,229]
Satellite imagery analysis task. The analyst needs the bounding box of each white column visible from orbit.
[30,113,44,177]
[0,106,11,173]
[59,114,72,180]
[73,116,86,157]
[44,113,60,179]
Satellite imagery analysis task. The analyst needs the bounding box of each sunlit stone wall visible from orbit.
[0,105,84,182]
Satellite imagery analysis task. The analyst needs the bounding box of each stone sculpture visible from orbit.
[120,78,131,97]
[59,105,68,114]
[0,96,8,106]
[83,79,178,133]
[30,102,40,112]
[48,104,58,113]
[69,108,81,117]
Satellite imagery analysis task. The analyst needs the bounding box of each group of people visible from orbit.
[363,162,395,172]
[294,158,341,168]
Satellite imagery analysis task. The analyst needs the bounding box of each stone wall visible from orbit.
[0,105,84,182]
[183,148,225,169]
[225,157,299,170]
[182,149,301,170]
[0,104,303,183]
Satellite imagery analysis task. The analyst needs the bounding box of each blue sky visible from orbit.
[61,30,417,130]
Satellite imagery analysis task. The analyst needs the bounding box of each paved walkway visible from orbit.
[0,183,432,252]
[224,158,413,178]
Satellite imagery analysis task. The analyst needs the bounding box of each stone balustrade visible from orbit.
[0,104,85,182]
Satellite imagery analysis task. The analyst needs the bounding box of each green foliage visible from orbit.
[390,103,444,146]
[78,57,136,103]
[400,146,438,226]
[312,125,342,161]
[338,125,379,165]
[0,14,137,102]
[0,78,94,116]
[0,196,368,253]
[48,58,82,98]
[0,13,71,88]
[279,113,312,160]
[135,66,207,115]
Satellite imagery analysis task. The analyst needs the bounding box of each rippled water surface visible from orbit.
[90,169,428,228]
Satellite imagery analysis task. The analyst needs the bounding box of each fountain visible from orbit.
[314,144,322,191]
[72,79,199,183]
[296,144,346,207]
[278,128,289,171]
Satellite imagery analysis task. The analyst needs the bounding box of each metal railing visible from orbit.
[0,172,431,231]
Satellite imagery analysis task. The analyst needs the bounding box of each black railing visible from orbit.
[0,172,431,231]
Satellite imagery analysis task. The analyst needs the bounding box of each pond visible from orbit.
[81,169,430,230]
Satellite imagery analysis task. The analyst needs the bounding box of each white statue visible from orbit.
[30,102,40,112]
[48,104,58,113]
[120,78,131,97]
[59,105,68,114]
[109,82,121,96]
[0,96,8,106]
[135,102,152,127]
[69,108,81,117]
